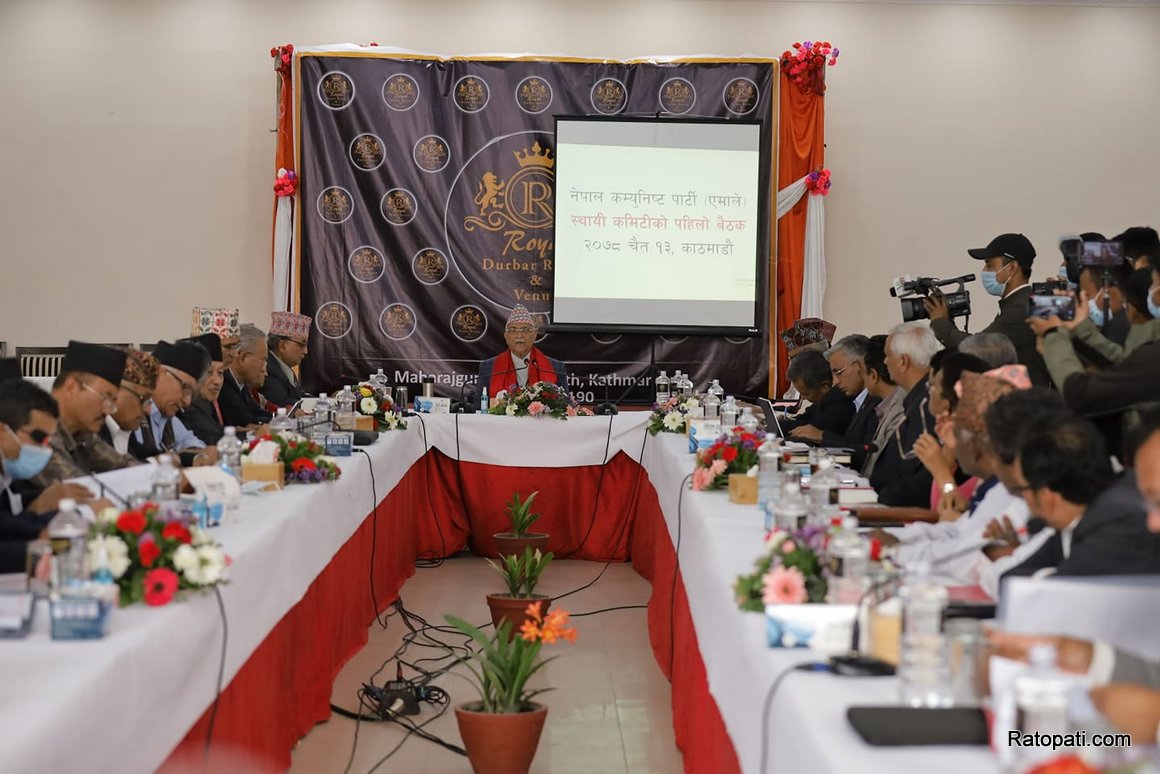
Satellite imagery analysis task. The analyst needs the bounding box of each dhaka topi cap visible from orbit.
[270,311,313,340]
[191,307,240,338]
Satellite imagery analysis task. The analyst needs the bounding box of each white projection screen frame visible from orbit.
[550,116,769,337]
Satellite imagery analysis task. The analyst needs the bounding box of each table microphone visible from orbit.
[86,472,130,507]
[827,573,899,677]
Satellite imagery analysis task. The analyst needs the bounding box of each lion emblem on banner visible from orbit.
[464,142,554,233]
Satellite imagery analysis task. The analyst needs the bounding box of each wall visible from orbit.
[1,0,1158,352]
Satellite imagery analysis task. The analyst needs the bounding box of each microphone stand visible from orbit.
[596,337,659,415]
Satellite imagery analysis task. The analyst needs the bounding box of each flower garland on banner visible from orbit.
[354,382,408,430]
[691,429,766,490]
[88,504,230,607]
[244,435,342,483]
[646,395,701,435]
[489,381,594,419]
[805,168,832,196]
[270,43,293,77]
[780,40,839,95]
[274,167,297,197]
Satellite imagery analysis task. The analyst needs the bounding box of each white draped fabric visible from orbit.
[272,195,294,312]
[775,174,827,320]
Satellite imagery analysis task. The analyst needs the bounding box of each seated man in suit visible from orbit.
[134,341,217,467]
[99,348,158,459]
[788,335,878,466]
[1001,415,1159,582]
[220,324,273,430]
[474,305,568,410]
[0,378,63,572]
[180,333,227,446]
[263,311,312,409]
[781,350,855,442]
[861,335,907,478]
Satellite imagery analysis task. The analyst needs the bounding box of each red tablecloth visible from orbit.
[163,449,738,773]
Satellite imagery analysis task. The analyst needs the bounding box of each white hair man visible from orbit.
[868,321,942,507]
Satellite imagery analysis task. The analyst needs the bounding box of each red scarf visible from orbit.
[487,347,559,400]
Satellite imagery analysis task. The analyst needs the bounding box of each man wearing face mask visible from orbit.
[925,232,1051,387]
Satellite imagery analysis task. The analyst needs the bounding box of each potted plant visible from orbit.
[486,547,552,635]
[446,602,576,774]
[493,491,549,558]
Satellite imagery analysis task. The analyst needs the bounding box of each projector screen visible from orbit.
[551,116,767,336]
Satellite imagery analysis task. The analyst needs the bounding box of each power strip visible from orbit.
[380,680,421,716]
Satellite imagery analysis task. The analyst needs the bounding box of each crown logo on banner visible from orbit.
[513,141,554,169]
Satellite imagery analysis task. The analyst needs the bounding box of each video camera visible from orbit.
[889,274,975,322]
[1059,238,1125,283]
[1031,277,1071,295]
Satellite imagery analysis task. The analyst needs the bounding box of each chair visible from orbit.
[15,346,68,379]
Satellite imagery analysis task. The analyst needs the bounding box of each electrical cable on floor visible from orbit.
[569,603,648,617]
[202,585,229,773]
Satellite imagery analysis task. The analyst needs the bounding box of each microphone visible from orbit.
[87,471,130,507]
[827,572,899,677]
[470,360,543,413]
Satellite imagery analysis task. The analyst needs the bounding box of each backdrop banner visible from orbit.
[297,53,776,404]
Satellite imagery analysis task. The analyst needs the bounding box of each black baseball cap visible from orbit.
[967,233,1036,274]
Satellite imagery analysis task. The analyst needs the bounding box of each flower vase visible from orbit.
[728,473,758,504]
[492,533,550,559]
[486,593,551,637]
[455,702,547,774]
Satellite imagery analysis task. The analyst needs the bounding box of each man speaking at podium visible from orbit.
[475,305,568,410]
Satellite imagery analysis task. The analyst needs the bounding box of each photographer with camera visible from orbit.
[924,233,1050,387]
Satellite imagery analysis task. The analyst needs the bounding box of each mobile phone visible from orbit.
[1028,294,1076,321]
[1080,240,1124,268]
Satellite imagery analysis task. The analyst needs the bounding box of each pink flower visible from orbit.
[762,565,808,605]
[527,401,546,416]
[781,540,797,554]
[692,467,713,491]
[565,405,578,417]
[709,459,727,477]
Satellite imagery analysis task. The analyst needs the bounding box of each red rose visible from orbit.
[139,539,161,568]
[143,568,179,606]
[116,510,147,535]
[291,457,317,472]
[722,447,738,463]
[162,522,193,545]
[869,538,882,562]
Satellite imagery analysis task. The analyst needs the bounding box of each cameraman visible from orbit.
[924,233,1050,387]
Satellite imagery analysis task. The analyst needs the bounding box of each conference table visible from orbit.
[0,413,997,773]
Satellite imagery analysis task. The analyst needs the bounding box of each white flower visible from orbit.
[763,530,788,550]
[505,404,518,416]
[96,507,120,526]
[88,534,130,579]
[190,527,212,547]
[359,397,378,415]
[746,464,759,478]
[682,397,700,412]
[173,544,199,577]
[662,411,685,432]
[196,545,226,585]
[385,414,399,430]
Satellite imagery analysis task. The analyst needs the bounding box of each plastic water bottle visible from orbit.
[370,368,388,391]
[655,371,670,404]
[774,480,809,532]
[678,371,694,398]
[48,498,87,592]
[757,437,782,531]
[480,386,490,413]
[1011,646,1074,765]
[809,456,839,524]
[335,385,357,430]
[315,392,332,421]
[720,396,739,429]
[707,378,724,402]
[827,516,869,604]
[738,406,760,434]
[270,408,294,439]
[150,455,181,503]
[898,561,952,708]
[703,390,721,419]
[217,426,244,480]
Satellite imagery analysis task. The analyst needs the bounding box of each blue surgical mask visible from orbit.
[1087,298,1106,328]
[1148,287,1160,319]
[3,426,52,480]
[980,271,1006,297]
[1058,265,1069,280]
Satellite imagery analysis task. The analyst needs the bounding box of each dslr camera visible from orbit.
[889,274,975,322]
[1059,238,1125,282]
[1031,277,1072,295]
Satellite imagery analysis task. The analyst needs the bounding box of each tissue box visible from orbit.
[765,603,857,653]
[241,461,285,490]
[354,415,376,432]
[51,594,113,640]
[414,396,451,414]
[728,473,758,504]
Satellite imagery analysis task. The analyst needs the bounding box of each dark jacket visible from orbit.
[219,370,272,428]
[868,376,936,507]
[930,285,1051,387]
[473,351,569,411]
[821,393,881,469]
[1001,472,1160,582]
[782,387,857,439]
[181,397,226,446]
[262,352,304,409]
[0,481,53,574]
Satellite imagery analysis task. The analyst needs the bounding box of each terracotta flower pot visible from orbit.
[492,532,550,558]
[455,701,547,774]
[486,593,551,636]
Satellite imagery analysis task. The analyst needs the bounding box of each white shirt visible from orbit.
[975,526,1056,599]
[852,388,869,413]
[104,415,133,456]
[509,351,530,388]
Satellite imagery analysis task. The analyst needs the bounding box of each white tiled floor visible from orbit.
[289,557,684,774]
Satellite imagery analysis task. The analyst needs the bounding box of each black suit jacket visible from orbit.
[1001,471,1160,583]
[473,351,569,411]
[869,376,936,507]
[820,393,881,469]
[219,370,272,427]
[182,398,226,446]
[262,353,304,409]
[781,387,857,438]
[0,482,53,573]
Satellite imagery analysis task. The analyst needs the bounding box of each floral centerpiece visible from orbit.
[244,434,341,483]
[489,380,594,419]
[354,382,408,431]
[88,503,230,607]
[692,429,766,490]
[780,40,839,95]
[733,525,830,610]
[646,395,702,435]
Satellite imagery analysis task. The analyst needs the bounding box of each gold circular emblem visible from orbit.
[590,77,628,115]
[349,133,385,171]
[315,302,353,339]
[411,248,448,286]
[515,76,553,114]
[659,78,696,114]
[318,71,355,110]
[348,246,385,283]
[413,135,450,173]
[723,78,759,115]
[450,304,488,342]
[454,76,490,113]
[381,74,420,111]
[381,188,417,226]
[379,303,417,341]
[317,186,354,224]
